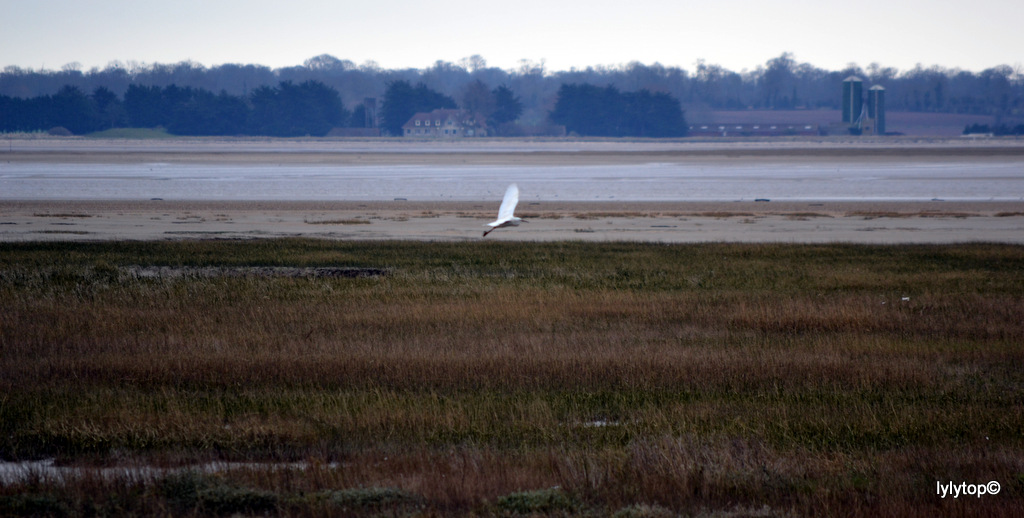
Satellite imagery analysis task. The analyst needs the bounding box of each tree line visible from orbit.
[1,76,680,138]
[549,84,686,137]
[3,53,1022,122]
[0,81,357,137]
[0,77,528,137]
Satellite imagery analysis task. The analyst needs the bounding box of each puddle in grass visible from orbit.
[0,459,339,484]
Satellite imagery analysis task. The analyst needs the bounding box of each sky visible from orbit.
[2,0,1021,75]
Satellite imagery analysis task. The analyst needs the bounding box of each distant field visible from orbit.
[85,127,175,139]
[1,240,1022,517]
[707,110,1011,137]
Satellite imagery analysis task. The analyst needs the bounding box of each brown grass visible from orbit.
[1,240,1022,516]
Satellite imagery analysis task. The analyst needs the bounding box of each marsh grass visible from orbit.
[1,240,1022,516]
[31,213,93,218]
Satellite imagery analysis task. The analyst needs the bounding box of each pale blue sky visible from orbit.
[2,0,1021,73]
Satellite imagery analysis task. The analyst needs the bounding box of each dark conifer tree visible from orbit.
[491,85,523,125]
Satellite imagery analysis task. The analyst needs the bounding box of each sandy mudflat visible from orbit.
[3,199,1024,244]
[3,138,1023,243]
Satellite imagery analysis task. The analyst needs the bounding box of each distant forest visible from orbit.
[2,53,1022,136]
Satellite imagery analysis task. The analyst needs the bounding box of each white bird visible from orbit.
[483,183,524,237]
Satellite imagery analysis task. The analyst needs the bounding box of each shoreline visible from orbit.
[5,136,1024,166]
[8,140,1024,166]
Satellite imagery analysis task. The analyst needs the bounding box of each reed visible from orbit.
[1,240,1022,516]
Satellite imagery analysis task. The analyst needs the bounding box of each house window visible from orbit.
[435,120,441,126]
[415,120,421,126]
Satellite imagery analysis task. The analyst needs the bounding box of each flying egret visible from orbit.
[483,183,524,237]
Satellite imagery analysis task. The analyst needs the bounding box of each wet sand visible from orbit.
[3,199,1023,243]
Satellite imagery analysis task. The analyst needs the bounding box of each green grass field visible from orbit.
[1,240,1022,516]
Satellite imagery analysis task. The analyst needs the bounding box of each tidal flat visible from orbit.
[1,239,1022,516]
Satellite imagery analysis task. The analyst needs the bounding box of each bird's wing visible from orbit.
[496,184,519,221]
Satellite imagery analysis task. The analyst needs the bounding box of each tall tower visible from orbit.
[868,86,886,135]
[842,76,863,124]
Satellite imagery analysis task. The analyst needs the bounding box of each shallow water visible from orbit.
[2,161,1022,201]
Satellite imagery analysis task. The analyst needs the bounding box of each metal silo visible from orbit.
[842,76,863,124]
[868,85,886,135]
